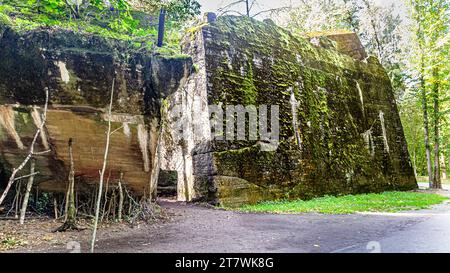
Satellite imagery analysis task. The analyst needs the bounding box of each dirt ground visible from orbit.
[2,190,450,253]
[0,208,173,253]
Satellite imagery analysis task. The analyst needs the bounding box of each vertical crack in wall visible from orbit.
[289,88,302,149]
[137,124,150,172]
[362,129,375,157]
[355,80,365,118]
[122,122,131,138]
[0,106,24,149]
[379,110,390,153]
[149,119,162,199]
[57,61,70,84]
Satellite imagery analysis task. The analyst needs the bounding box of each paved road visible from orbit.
[92,198,450,253]
[338,204,450,253]
[418,182,450,190]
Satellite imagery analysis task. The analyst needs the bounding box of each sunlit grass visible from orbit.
[239,191,449,214]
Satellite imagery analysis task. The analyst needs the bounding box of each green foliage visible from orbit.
[400,96,427,175]
[0,11,13,25]
[284,0,361,34]
[5,0,139,32]
[239,191,449,214]
[32,192,53,213]
[167,0,201,22]
[0,236,28,250]
[0,0,201,52]
[28,0,65,16]
[405,0,450,179]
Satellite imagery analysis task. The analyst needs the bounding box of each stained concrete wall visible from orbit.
[0,24,192,196]
[0,16,417,206]
[160,16,417,206]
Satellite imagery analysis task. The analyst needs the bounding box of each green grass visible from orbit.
[239,191,449,214]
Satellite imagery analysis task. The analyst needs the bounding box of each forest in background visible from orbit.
[0,0,201,55]
[206,0,450,187]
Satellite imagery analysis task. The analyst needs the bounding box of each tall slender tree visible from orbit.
[432,66,441,188]
[408,0,449,188]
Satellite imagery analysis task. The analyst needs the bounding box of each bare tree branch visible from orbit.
[0,88,49,206]
[251,6,291,18]
[14,172,39,181]
[90,78,115,253]
[110,125,124,136]
[33,150,51,156]
[217,0,291,19]
[19,159,36,224]
[217,0,246,13]
[219,10,246,16]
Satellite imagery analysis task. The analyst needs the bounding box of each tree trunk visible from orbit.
[420,60,433,188]
[181,141,190,201]
[63,181,69,221]
[90,78,115,253]
[432,68,441,189]
[246,0,250,17]
[413,149,417,177]
[53,195,59,220]
[118,172,124,222]
[19,158,36,224]
[14,182,21,218]
[101,174,111,222]
[441,154,447,180]
[66,138,77,224]
[55,138,78,232]
[362,0,383,61]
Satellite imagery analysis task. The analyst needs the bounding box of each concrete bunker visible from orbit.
[156,16,417,206]
[0,15,417,207]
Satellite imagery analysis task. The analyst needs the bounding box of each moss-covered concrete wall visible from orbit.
[179,16,417,206]
[0,16,417,205]
[0,23,192,196]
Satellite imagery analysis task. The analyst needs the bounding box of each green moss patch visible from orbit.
[0,2,182,54]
